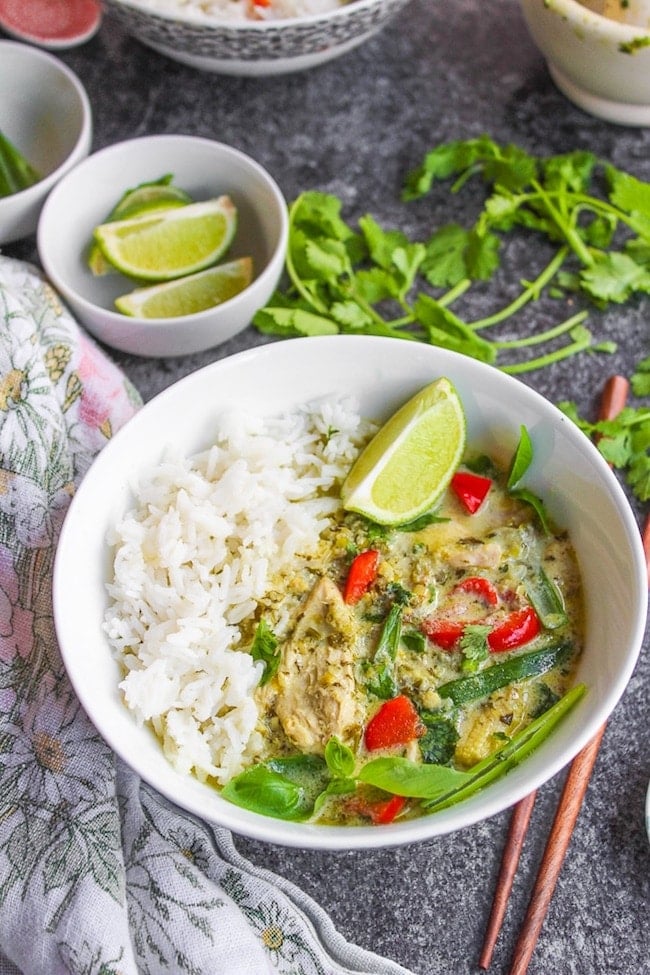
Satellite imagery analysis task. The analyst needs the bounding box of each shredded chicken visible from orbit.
[274,577,363,754]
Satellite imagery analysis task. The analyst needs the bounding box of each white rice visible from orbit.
[130,0,345,23]
[104,396,374,785]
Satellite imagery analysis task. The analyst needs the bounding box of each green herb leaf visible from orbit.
[365,604,403,699]
[324,736,356,778]
[249,619,280,685]
[507,425,534,489]
[418,713,459,765]
[358,756,470,799]
[222,754,329,821]
[459,624,490,672]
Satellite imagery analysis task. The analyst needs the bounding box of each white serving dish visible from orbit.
[53,335,648,849]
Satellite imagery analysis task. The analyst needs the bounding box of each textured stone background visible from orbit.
[4,1,650,972]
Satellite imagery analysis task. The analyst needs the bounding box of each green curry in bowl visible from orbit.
[226,433,584,826]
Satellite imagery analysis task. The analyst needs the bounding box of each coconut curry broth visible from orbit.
[241,461,584,825]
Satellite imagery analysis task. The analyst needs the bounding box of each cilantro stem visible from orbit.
[568,194,650,241]
[501,326,595,374]
[529,180,595,267]
[285,196,331,315]
[468,247,569,330]
[438,278,472,307]
[494,310,589,350]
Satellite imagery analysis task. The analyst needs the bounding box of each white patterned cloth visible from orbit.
[0,257,414,975]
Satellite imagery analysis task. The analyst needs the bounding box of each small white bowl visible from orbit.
[520,0,650,126]
[0,41,92,244]
[102,0,412,76]
[53,335,648,850]
[37,135,288,358]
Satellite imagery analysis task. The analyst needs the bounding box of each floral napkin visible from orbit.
[0,256,415,975]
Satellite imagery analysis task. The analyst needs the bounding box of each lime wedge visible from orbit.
[114,257,253,318]
[341,377,467,526]
[88,176,193,276]
[107,177,192,222]
[93,196,237,282]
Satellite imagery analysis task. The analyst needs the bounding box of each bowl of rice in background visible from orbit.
[101,0,413,75]
[52,335,647,850]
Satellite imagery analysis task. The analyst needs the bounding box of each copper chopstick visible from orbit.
[478,373,631,973]
[478,790,537,970]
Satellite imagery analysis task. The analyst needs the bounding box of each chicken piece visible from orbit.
[275,576,363,755]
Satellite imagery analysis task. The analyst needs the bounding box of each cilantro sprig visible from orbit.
[559,358,650,503]
[253,136,650,372]
[404,136,650,305]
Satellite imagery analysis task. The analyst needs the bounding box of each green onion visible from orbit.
[0,130,41,198]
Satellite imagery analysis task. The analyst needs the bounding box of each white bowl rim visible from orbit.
[0,40,92,204]
[53,335,649,849]
[106,0,402,31]
[37,133,289,327]
[522,0,650,39]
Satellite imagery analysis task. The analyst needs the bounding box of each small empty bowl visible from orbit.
[0,40,92,244]
[37,134,289,357]
[519,0,650,126]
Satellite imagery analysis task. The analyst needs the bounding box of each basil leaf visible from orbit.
[510,487,552,534]
[325,736,356,778]
[223,754,329,821]
[365,604,403,699]
[359,756,470,799]
[221,765,307,820]
[507,425,534,489]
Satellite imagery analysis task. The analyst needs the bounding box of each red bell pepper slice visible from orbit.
[421,618,465,651]
[343,549,380,604]
[450,471,492,514]
[364,695,424,751]
[347,793,407,825]
[454,576,499,606]
[487,606,540,652]
[368,794,407,824]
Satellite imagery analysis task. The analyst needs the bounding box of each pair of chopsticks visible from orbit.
[479,374,648,975]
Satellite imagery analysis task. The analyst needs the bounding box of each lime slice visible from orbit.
[93,196,237,282]
[114,257,253,318]
[88,177,193,276]
[341,377,467,526]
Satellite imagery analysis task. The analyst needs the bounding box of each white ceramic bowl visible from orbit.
[53,335,648,850]
[519,0,650,125]
[102,0,412,76]
[0,41,92,244]
[37,135,288,358]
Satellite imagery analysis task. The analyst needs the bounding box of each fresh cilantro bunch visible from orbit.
[253,136,650,373]
[403,134,650,305]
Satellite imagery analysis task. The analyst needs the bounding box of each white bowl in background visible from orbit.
[37,135,288,358]
[52,335,648,850]
[0,40,92,244]
[102,0,413,76]
[519,0,650,126]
